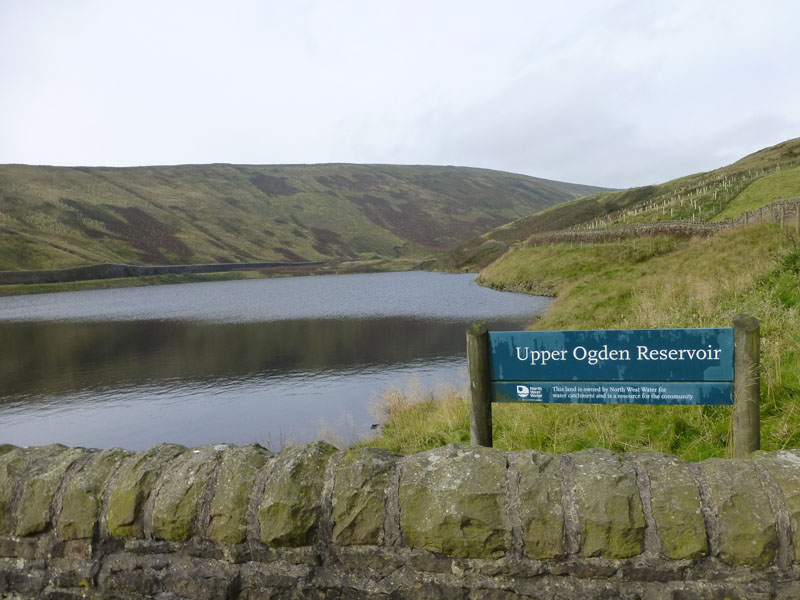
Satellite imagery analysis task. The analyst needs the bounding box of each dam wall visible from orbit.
[1,441,800,599]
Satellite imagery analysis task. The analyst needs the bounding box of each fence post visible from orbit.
[467,323,493,447]
[733,315,760,458]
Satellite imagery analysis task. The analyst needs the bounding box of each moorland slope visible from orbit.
[0,163,605,271]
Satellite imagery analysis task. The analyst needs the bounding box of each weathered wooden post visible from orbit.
[733,314,760,457]
[795,203,799,234]
[467,323,492,447]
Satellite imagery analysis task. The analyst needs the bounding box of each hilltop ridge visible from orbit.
[0,163,606,271]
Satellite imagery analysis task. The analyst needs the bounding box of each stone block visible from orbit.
[57,448,130,541]
[207,444,272,544]
[106,443,185,538]
[16,446,87,537]
[700,458,777,566]
[514,450,564,559]
[0,448,23,535]
[570,448,645,559]
[752,449,800,563]
[331,447,400,546]
[0,536,36,559]
[636,452,707,560]
[399,444,511,559]
[0,446,71,536]
[152,445,221,542]
[258,441,337,547]
[161,555,238,599]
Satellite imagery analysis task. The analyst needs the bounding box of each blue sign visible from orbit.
[488,328,734,406]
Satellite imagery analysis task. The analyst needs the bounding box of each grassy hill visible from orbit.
[0,163,605,271]
[438,137,800,270]
[365,138,800,460]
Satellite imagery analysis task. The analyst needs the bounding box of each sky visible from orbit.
[1,1,799,188]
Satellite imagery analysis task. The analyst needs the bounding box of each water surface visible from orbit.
[0,272,549,449]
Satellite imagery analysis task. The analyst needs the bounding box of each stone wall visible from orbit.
[2,442,800,599]
[526,197,800,247]
[0,261,324,285]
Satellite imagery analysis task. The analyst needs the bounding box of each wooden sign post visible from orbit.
[733,314,760,457]
[468,315,760,456]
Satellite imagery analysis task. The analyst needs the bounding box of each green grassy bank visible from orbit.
[362,224,800,461]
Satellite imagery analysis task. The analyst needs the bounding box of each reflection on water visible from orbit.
[0,272,550,449]
[0,318,486,400]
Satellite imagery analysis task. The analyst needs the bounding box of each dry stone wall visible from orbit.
[2,441,800,599]
[526,197,800,247]
[0,261,324,286]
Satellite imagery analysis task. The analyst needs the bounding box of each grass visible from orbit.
[362,224,800,460]
[713,165,800,221]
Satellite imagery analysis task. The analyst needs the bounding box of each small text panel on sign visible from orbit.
[492,381,733,405]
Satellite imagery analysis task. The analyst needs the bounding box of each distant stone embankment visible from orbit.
[2,442,800,598]
[0,261,323,285]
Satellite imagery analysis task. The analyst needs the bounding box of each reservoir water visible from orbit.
[0,271,549,450]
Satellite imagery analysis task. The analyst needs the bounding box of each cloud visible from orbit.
[1,0,799,187]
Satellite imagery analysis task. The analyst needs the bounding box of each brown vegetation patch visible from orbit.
[315,173,392,193]
[273,246,307,261]
[315,174,359,191]
[249,174,300,196]
[111,207,192,263]
[59,199,192,263]
[310,227,355,258]
[350,194,505,250]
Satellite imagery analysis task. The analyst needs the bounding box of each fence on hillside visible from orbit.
[526,197,800,247]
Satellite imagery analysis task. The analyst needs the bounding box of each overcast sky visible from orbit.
[1,1,798,188]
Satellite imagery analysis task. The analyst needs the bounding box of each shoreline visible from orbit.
[0,257,426,296]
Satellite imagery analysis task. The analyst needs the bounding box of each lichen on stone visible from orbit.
[515,449,565,559]
[152,445,221,542]
[331,447,400,545]
[58,448,130,541]
[14,445,86,537]
[751,450,800,563]
[258,441,337,547]
[570,448,645,559]
[701,458,777,566]
[399,443,511,559]
[634,452,707,560]
[208,444,272,544]
[106,443,185,538]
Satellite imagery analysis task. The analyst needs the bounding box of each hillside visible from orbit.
[366,137,800,460]
[0,163,606,271]
[438,137,800,270]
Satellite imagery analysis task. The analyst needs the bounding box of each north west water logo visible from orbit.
[516,385,543,401]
